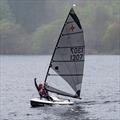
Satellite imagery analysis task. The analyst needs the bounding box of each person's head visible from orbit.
[39,83,43,88]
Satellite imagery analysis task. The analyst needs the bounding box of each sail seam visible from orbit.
[52,60,84,62]
[48,74,83,76]
[66,21,74,24]
[62,31,83,36]
[56,46,85,49]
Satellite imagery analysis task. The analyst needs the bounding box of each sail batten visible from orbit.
[52,60,84,62]
[62,31,83,36]
[66,21,74,24]
[48,74,83,76]
[57,45,85,49]
[44,8,85,98]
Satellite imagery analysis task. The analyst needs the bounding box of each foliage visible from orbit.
[32,20,63,54]
[0,19,20,34]
[0,0,119,54]
[0,19,32,54]
[0,0,14,20]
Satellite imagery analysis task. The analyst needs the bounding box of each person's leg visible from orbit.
[44,96,49,101]
[47,96,53,101]
[39,94,42,99]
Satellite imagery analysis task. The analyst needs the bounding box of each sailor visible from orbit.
[34,78,53,101]
[38,82,43,98]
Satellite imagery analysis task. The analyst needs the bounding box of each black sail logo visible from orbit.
[70,47,83,62]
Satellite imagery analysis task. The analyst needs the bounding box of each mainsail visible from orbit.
[44,8,85,98]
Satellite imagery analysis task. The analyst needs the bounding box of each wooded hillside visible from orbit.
[0,0,119,54]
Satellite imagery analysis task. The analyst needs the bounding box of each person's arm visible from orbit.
[34,78,39,91]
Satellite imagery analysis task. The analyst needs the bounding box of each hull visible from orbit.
[30,97,74,107]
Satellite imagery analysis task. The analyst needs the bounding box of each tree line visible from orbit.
[0,0,119,55]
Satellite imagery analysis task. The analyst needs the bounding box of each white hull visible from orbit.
[30,97,74,107]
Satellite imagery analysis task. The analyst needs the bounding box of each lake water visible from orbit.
[0,55,120,120]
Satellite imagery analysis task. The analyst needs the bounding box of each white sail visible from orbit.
[44,8,85,98]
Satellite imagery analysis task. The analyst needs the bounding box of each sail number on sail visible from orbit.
[70,47,84,62]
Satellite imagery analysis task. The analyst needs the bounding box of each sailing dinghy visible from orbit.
[30,7,85,107]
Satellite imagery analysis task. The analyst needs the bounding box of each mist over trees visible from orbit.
[0,0,120,55]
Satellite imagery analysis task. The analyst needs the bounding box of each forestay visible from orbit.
[44,8,85,98]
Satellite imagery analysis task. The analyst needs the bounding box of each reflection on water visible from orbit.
[0,55,120,120]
